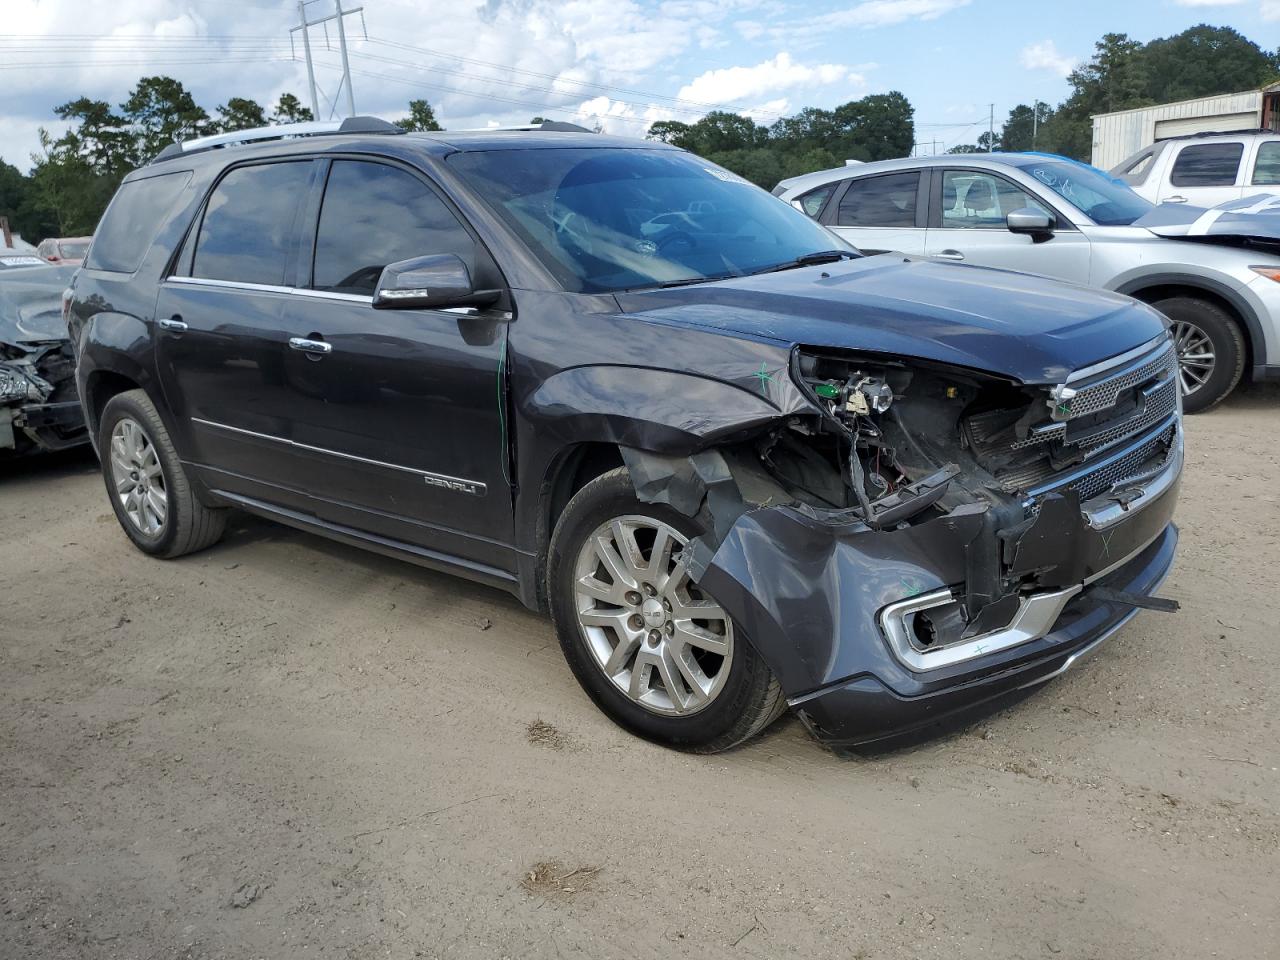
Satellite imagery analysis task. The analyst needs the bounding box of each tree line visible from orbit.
[2,23,1274,243]
[0,77,443,241]
[949,25,1279,155]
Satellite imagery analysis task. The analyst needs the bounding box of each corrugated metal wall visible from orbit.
[1092,91,1262,169]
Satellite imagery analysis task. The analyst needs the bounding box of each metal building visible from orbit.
[1092,82,1280,169]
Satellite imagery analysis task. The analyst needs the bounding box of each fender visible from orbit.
[75,311,165,450]
[1109,270,1270,377]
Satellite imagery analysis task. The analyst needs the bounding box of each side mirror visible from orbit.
[373,254,500,310]
[1006,208,1054,242]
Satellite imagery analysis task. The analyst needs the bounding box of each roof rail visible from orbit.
[454,121,594,133]
[151,115,404,163]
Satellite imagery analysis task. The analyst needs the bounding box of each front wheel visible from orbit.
[547,468,786,752]
[1153,296,1245,414]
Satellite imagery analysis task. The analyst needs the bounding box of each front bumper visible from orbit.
[0,398,87,454]
[695,429,1182,753]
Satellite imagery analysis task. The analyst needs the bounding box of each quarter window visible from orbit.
[312,160,476,295]
[192,162,312,286]
[794,183,835,219]
[940,171,1050,229]
[1252,141,1280,186]
[1170,143,1244,187]
[835,172,919,228]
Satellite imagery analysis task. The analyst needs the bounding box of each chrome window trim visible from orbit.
[167,275,372,303]
[189,416,487,496]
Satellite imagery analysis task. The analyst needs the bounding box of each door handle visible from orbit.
[936,250,965,261]
[157,316,188,332]
[288,337,332,355]
[1165,195,1188,204]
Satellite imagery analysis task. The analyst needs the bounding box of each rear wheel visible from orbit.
[548,468,785,752]
[99,389,226,558]
[1152,295,1244,414]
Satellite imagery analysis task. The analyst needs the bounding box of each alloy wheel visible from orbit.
[1171,319,1215,398]
[109,417,168,536]
[573,515,734,716]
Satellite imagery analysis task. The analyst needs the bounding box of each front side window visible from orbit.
[835,172,919,228]
[447,148,852,294]
[192,162,312,286]
[940,171,1050,229]
[312,160,476,295]
[1170,143,1244,187]
[1253,141,1280,186]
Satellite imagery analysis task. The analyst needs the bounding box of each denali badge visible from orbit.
[423,472,486,497]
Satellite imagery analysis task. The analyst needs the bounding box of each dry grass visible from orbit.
[519,860,602,899]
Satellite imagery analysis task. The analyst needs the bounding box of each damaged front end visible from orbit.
[0,340,88,456]
[624,334,1183,751]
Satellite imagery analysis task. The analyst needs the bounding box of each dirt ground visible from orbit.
[2,387,1278,960]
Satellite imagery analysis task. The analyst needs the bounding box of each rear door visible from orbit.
[1159,141,1246,205]
[273,157,514,568]
[923,168,1091,283]
[821,170,926,255]
[154,158,319,486]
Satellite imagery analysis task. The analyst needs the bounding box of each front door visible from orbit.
[924,168,1091,284]
[273,158,513,569]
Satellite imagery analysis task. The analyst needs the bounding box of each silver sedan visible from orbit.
[774,153,1280,412]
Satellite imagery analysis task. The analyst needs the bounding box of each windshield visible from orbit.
[447,148,853,293]
[1009,158,1153,226]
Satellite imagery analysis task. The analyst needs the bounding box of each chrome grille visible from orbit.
[964,335,1181,506]
[1026,420,1177,510]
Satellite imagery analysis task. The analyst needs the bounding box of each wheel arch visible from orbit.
[1114,273,1262,378]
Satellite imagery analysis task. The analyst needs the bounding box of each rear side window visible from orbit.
[192,162,312,286]
[836,172,919,228]
[1170,143,1243,187]
[311,160,476,295]
[1253,142,1280,186]
[87,170,191,273]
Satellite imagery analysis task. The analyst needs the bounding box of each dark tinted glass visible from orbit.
[192,162,311,285]
[312,161,475,294]
[836,173,919,227]
[87,170,191,273]
[1170,143,1244,187]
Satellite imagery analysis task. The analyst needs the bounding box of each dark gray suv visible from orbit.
[68,118,1183,754]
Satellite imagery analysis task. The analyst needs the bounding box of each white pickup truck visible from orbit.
[1112,131,1280,206]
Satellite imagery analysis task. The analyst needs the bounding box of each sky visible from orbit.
[1,0,1277,171]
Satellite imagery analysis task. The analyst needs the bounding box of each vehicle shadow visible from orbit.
[0,445,98,485]
[1216,378,1280,411]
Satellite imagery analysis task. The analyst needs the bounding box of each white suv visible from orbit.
[1112,131,1280,206]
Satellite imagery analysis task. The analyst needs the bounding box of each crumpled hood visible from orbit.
[1134,194,1280,253]
[614,256,1165,385]
[0,263,77,346]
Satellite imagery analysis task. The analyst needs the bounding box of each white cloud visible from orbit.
[1020,40,1077,78]
[1262,0,1280,20]
[824,0,972,28]
[677,53,863,106]
[1172,0,1243,6]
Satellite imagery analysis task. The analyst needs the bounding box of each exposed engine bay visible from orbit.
[623,338,1183,673]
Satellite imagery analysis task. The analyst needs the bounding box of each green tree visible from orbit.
[27,129,117,235]
[216,97,268,132]
[1000,102,1053,152]
[1142,25,1280,104]
[271,92,314,124]
[645,119,693,146]
[396,99,442,132]
[122,76,212,161]
[50,97,136,175]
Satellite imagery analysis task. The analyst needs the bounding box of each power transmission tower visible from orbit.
[291,0,364,119]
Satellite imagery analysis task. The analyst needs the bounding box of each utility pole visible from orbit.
[1032,100,1041,150]
[988,103,995,152]
[296,1,319,119]
[290,0,364,120]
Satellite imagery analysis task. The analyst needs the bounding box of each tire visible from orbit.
[547,468,786,753]
[1152,296,1245,414]
[98,389,226,558]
